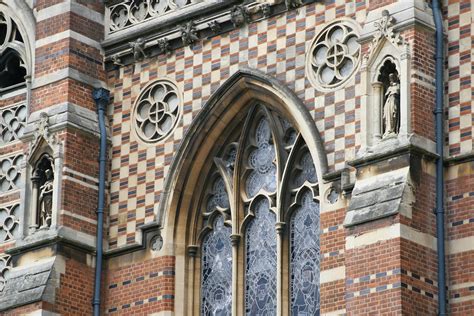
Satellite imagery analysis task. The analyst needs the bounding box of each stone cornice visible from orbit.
[102,0,318,69]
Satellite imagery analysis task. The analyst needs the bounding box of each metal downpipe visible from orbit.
[432,0,447,314]
[92,88,110,316]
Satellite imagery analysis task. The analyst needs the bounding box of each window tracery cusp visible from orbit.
[197,104,320,315]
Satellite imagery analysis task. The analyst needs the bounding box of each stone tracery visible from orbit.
[307,19,361,91]
[196,104,320,314]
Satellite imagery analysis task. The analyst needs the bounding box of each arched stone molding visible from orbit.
[359,10,410,151]
[154,68,328,314]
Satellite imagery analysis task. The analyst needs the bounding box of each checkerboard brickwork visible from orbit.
[107,1,366,250]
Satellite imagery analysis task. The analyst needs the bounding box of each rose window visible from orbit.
[133,79,182,143]
[307,19,361,91]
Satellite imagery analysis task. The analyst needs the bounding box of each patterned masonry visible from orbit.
[0,0,471,315]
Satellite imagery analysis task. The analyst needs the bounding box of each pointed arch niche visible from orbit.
[155,69,329,315]
[359,10,410,150]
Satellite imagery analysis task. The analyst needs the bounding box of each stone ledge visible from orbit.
[0,257,57,312]
[348,134,437,168]
[22,102,103,140]
[344,166,412,227]
[6,226,96,256]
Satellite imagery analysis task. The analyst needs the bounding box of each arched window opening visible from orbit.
[0,12,27,94]
[195,103,320,315]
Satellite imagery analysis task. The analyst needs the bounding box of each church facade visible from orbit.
[0,0,472,315]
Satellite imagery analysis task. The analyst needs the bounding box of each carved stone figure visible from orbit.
[230,5,249,28]
[286,0,304,9]
[382,73,400,137]
[179,21,199,47]
[129,38,147,61]
[208,21,221,34]
[38,168,54,229]
[158,38,170,55]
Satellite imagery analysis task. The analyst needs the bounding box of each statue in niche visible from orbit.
[382,73,400,137]
[31,155,55,231]
[38,167,54,229]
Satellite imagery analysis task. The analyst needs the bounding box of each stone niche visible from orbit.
[21,113,63,238]
[358,8,410,152]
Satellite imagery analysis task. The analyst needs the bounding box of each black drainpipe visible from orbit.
[92,88,110,316]
[432,0,447,315]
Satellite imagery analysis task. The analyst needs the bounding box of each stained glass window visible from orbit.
[290,191,320,316]
[245,118,277,198]
[245,198,277,315]
[198,105,320,315]
[201,215,232,316]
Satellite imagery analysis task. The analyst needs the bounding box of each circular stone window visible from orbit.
[306,19,361,91]
[133,79,182,143]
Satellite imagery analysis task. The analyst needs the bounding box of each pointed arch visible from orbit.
[0,1,35,79]
[157,68,327,238]
[157,68,327,315]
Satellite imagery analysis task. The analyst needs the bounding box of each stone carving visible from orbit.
[230,5,250,28]
[150,235,163,251]
[0,154,23,193]
[0,204,20,243]
[0,103,27,144]
[38,168,53,229]
[129,38,147,61]
[107,0,194,34]
[157,38,171,55]
[0,255,11,293]
[111,54,124,67]
[179,21,199,47]
[260,4,272,18]
[364,10,407,62]
[286,0,304,9]
[208,21,221,34]
[307,19,361,91]
[133,79,182,143]
[382,73,400,137]
[31,155,54,230]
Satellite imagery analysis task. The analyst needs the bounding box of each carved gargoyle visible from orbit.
[179,21,199,47]
[208,21,221,34]
[158,38,171,55]
[231,5,250,28]
[129,38,147,61]
[286,0,304,9]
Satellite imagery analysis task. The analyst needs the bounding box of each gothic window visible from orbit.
[0,12,27,93]
[196,104,320,315]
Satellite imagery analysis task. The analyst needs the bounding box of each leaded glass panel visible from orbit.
[201,216,232,316]
[245,198,277,315]
[245,118,277,198]
[290,191,320,316]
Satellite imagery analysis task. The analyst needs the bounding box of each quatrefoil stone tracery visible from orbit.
[307,20,361,91]
[133,80,181,143]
